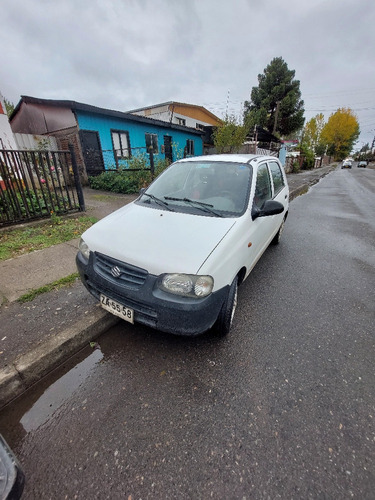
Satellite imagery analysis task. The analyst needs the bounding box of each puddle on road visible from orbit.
[20,348,103,432]
[0,345,104,446]
[0,324,216,446]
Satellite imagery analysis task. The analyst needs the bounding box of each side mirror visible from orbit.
[252,200,284,220]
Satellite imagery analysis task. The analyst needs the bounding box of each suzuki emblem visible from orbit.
[111,266,121,278]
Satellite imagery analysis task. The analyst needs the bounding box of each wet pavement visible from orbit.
[0,166,374,499]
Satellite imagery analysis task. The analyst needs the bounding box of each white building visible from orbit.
[0,91,17,150]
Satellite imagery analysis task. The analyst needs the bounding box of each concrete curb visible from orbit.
[289,184,309,200]
[0,305,119,409]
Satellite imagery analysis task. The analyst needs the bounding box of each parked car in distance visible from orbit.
[77,154,289,336]
[342,159,352,168]
[358,160,367,168]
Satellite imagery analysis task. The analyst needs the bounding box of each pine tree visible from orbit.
[244,57,305,137]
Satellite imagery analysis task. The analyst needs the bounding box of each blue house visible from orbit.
[10,96,204,180]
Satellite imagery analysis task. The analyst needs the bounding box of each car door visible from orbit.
[244,162,276,272]
[268,159,288,210]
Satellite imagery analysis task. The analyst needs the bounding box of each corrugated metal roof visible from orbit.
[11,96,203,135]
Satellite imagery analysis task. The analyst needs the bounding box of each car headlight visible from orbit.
[79,238,90,260]
[159,274,214,298]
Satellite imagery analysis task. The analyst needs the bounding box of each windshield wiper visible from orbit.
[142,193,174,211]
[164,196,222,217]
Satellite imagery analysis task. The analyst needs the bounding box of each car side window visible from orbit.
[254,164,272,209]
[269,161,285,195]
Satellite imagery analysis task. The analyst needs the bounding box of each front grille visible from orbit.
[94,252,148,290]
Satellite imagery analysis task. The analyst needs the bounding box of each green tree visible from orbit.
[321,108,360,160]
[244,57,305,136]
[303,113,326,154]
[299,142,315,170]
[4,98,15,117]
[213,116,247,153]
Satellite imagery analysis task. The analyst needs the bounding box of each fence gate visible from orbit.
[0,147,85,226]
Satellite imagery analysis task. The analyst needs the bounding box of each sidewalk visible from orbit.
[0,164,338,408]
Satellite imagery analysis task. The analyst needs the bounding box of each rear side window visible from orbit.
[269,161,285,195]
[254,164,272,209]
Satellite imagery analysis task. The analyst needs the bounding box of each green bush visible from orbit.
[0,189,72,219]
[291,160,300,173]
[299,144,315,170]
[88,156,171,194]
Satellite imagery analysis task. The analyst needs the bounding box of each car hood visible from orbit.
[82,202,237,276]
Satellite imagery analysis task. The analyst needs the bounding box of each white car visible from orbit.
[77,154,289,336]
[342,159,352,168]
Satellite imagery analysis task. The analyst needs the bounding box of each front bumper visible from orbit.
[76,251,228,336]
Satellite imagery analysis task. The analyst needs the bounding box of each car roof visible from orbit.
[177,154,279,165]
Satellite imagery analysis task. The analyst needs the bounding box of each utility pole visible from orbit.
[273,101,281,135]
[225,90,230,119]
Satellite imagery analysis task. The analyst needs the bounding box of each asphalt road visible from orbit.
[1,167,374,499]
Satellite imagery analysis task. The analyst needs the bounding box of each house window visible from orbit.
[196,123,205,131]
[176,117,186,126]
[145,133,159,153]
[186,139,194,156]
[111,130,131,158]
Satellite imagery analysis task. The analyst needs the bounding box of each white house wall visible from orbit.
[0,92,17,150]
[14,133,58,150]
[131,107,213,129]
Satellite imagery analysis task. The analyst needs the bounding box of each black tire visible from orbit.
[215,277,238,336]
[271,217,286,245]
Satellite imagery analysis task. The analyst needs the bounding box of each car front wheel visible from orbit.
[271,217,286,245]
[214,276,238,336]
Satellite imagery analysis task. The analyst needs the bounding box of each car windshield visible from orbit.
[138,160,252,217]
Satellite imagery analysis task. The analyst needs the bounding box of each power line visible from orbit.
[303,87,375,98]
[305,106,375,112]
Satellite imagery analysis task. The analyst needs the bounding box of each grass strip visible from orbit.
[17,273,80,303]
[0,216,97,261]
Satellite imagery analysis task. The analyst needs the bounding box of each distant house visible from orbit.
[128,101,221,153]
[128,101,221,130]
[10,96,205,182]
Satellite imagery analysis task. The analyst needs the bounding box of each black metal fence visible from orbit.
[0,145,84,226]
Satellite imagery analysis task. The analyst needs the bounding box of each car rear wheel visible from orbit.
[214,276,238,336]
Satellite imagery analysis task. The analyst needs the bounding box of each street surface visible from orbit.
[0,166,374,499]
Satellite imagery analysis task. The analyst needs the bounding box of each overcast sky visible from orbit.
[1,0,374,149]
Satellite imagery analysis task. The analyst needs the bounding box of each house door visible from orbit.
[80,130,105,176]
[164,135,173,162]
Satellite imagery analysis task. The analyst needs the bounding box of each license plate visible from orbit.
[100,294,134,323]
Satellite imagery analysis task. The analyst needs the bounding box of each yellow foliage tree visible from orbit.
[321,108,360,160]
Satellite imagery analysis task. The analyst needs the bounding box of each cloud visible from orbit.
[1,0,374,145]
